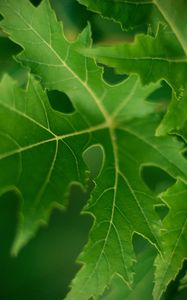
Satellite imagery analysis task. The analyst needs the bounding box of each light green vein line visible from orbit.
[0,122,108,161]
[0,101,55,136]
[33,139,59,206]
[9,6,111,123]
[118,169,160,247]
[155,218,187,297]
[154,0,187,55]
[112,79,139,118]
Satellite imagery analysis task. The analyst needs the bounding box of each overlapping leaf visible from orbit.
[0,1,187,299]
[100,248,155,300]
[83,25,187,136]
[79,0,187,55]
[156,88,187,136]
[154,180,187,299]
[79,0,160,32]
[84,26,187,100]
[80,1,187,135]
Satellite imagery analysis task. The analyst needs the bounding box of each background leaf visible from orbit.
[78,0,160,33]
[79,0,187,55]
[84,26,187,100]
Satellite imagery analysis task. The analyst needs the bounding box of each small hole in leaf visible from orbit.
[141,165,175,194]
[83,144,104,179]
[47,90,75,114]
[146,80,172,103]
[101,64,128,85]
[29,0,42,6]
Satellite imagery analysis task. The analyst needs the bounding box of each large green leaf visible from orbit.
[154,180,187,300]
[0,1,187,299]
[0,71,167,298]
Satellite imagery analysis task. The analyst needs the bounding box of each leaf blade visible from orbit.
[153,180,187,300]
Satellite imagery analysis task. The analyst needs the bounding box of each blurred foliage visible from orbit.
[0,186,92,300]
[0,37,28,85]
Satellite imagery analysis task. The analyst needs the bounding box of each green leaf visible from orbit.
[1,1,187,299]
[0,70,166,298]
[79,2,187,135]
[156,88,187,136]
[78,0,160,32]
[84,26,187,100]
[153,180,187,300]
[0,74,94,253]
[153,0,187,55]
[79,0,187,55]
[100,247,155,300]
